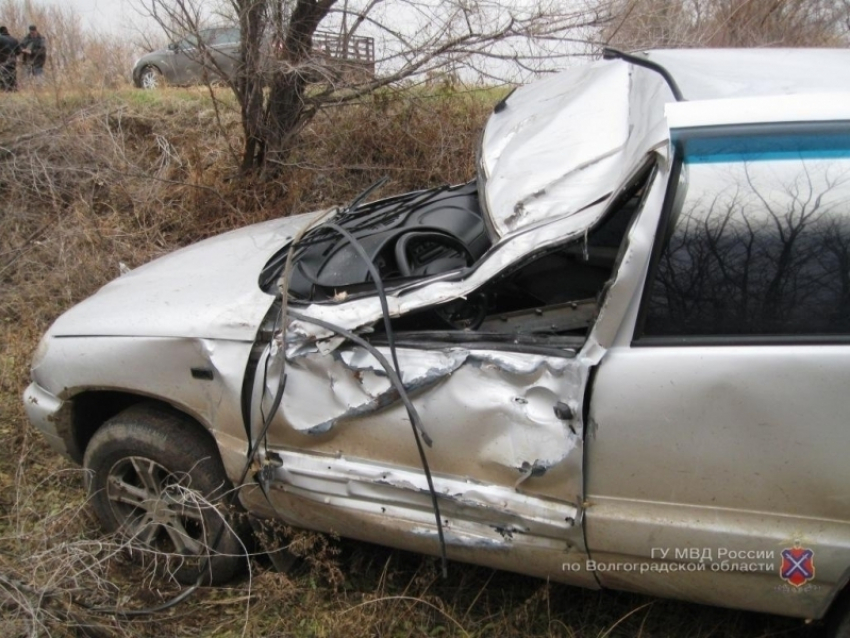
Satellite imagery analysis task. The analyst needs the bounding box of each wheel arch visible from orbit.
[67,390,217,465]
[136,63,165,88]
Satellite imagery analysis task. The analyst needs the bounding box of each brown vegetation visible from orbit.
[145,0,606,177]
[602,0,850,49]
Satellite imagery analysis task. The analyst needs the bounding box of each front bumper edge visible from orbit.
[23,382,74,460]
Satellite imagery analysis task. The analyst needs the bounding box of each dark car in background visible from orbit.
[132,26,240,89]
[132,27,376,89]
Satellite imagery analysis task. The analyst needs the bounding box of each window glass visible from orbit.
[642,129,850,338]
[177,33,199,49]
[208,28,240,45]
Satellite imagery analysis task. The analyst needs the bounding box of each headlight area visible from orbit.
[29,333,51,382]
[23,381,75,460]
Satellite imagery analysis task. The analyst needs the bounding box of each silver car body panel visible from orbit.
[27,336,253,478]
[247,334,599,587]
[478,48,850,240]
[646,48,850,100]
[41,215,310,341]
[587,346,850,618]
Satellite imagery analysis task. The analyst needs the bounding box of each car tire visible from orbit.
[83,403,245,585]
[139,65,164,90]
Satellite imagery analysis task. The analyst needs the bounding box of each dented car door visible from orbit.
[239,154,663,589]
[252,336,594,584]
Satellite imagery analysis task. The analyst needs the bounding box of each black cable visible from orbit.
[260,215,449,574]
[323,224,402,367]
[291,218,449,575]
[289,309,448,577]
[602,48,685,102]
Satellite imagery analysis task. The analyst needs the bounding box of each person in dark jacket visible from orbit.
[20,25,45,77]
[0,26,21,91]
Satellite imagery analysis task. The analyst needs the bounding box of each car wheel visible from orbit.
[83,403,244,585]
[139,66,164,90]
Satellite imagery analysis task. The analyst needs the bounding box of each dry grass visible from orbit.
[0,82,818,637]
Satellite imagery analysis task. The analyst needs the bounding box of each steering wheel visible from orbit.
[394,231,474,278]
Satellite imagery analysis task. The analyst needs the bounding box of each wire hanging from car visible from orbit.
[258,183,448,575]
[286,308,448,577]
[283,220,448,576]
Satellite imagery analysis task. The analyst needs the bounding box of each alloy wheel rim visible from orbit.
[141,70,158,89]
[105,456,209,556]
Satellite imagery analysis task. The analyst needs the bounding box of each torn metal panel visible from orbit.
[240,448,597,588]
[479,61,671,238]
[240,476,597,589]
[479,49,850,240]
[267,449,577,538]
[260,339,587,509]
[269,347,467,435]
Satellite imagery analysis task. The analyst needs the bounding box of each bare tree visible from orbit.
[141,0,607,178]
[600,0,850,50]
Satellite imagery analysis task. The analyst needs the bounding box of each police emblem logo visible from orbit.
[780,546,815,587]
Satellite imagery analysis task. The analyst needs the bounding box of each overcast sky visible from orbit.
[38,0,156,34]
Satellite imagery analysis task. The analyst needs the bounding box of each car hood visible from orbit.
[479,48,850,239]
[47,214,312,341]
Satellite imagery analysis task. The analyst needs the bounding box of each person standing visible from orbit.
[21,25,46,78]
[0,26,21,91]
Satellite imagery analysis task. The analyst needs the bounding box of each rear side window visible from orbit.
[640,127,850,339]
[209,28,240,45]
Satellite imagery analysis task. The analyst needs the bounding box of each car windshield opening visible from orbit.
[377,163,656,341]
[264,181,491,299]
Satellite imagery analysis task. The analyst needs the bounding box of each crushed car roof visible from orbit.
[479,48,850,238]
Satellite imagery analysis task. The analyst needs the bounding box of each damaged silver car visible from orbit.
[24,48,850,634]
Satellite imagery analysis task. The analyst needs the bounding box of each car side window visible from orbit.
[208,28,240,46]
[177,34,199,49]
[639,127,850,339]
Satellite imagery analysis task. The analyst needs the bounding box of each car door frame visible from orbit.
[240,157,667,588]
[583,115,850,620]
